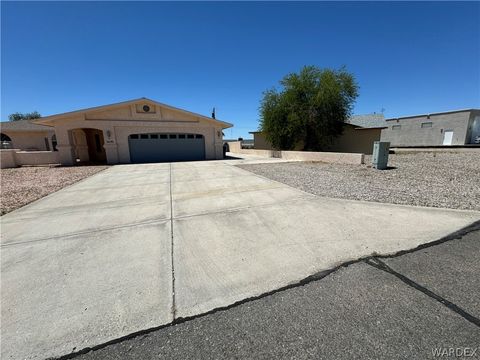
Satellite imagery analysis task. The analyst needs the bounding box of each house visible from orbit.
[250,114,386,155]
[1,119,56,151]
[380,109,480,147]
[4,98,232,166]
[344,113,387,128]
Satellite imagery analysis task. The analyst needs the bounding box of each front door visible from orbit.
[442,130,453,145]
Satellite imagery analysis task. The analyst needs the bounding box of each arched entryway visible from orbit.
[70,128,107,164]
[1,133,12,149]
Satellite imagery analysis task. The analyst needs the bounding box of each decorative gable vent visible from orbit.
[136,103,155,114]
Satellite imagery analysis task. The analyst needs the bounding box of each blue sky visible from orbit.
[2,1,479,139]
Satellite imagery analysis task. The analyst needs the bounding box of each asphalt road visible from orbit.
[74,228,480,360]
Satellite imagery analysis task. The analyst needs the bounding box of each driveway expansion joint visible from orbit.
[365,258,480,327]
[0,218,170,248]
[169,163,177,319]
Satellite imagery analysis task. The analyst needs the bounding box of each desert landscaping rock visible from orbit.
[0,165,108,215]
[238,152,479,211]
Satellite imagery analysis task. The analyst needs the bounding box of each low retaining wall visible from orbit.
[226,144,364,165]
[1,150,60,169]
[280,150,364,164]
[227,141,242,153]
[1,149,17,169]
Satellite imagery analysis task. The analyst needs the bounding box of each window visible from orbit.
[140,134,149,139]
[392,125,401,130]
[130,134,139,139]
[179,134,186,139]
[160,134,168,139]
[195,134,203,139]
[187,134,194,139]
[169,134,177,139]
[150,134,159,139]
[94,134,102,152]
[421,122,433,128]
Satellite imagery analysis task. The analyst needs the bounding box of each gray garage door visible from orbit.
[128,133,205,163]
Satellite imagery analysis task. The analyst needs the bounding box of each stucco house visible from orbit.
[1,98,233,167]
[249,114,386,155]
[1,119,56,151]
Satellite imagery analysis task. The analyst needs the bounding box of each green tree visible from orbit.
[8,111,41,121]
[259,66,358,151]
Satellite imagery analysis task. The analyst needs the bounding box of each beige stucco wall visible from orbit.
[1,149,59,168]
[327,126,382,155]
[49,102,225,165]
[1,130,54,151]
[252,133,274,150]
[281,150,364,164]
[1,149,18,168]
[227,147,364,165]
[14,151,60,166]
[252,125,381,155]
[227,141,242,153]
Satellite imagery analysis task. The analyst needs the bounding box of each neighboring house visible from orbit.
[344,113,387,128]
[250,114,386,155]
[381,109,480,147]
[1,119,56,151]
[27,97,232,165]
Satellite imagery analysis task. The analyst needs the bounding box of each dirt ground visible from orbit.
[238,152,480,211]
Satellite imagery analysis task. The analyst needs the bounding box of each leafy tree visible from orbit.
[8,111,41,121]
[259,66,358,151]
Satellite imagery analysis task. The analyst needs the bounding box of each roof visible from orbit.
[345,113,387,128]
[249,114,387,133]
[385,108,479,121]
[33,97,233,129]
[1,119,53,132]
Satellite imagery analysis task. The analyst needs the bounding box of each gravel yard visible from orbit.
[1,166,108,215]
[238,152,480,211]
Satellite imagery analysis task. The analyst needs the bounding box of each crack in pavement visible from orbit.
[365,257,480,327]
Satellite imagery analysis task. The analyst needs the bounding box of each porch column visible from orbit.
[103,143,119,164]
[57,144,74,165]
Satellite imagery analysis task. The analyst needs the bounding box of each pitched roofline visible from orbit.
[385,108,479,121]
[0,119,55,131]
[33,97,233,128]
[248,121,385,134]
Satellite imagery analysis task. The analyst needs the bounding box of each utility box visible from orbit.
[372,141,390,170]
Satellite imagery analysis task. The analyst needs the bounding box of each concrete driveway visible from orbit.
[1,157,479,359]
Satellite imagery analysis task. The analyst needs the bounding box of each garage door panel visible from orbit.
[129,134,205,163]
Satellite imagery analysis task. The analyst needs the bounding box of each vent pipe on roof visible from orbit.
[212,107,216,119]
